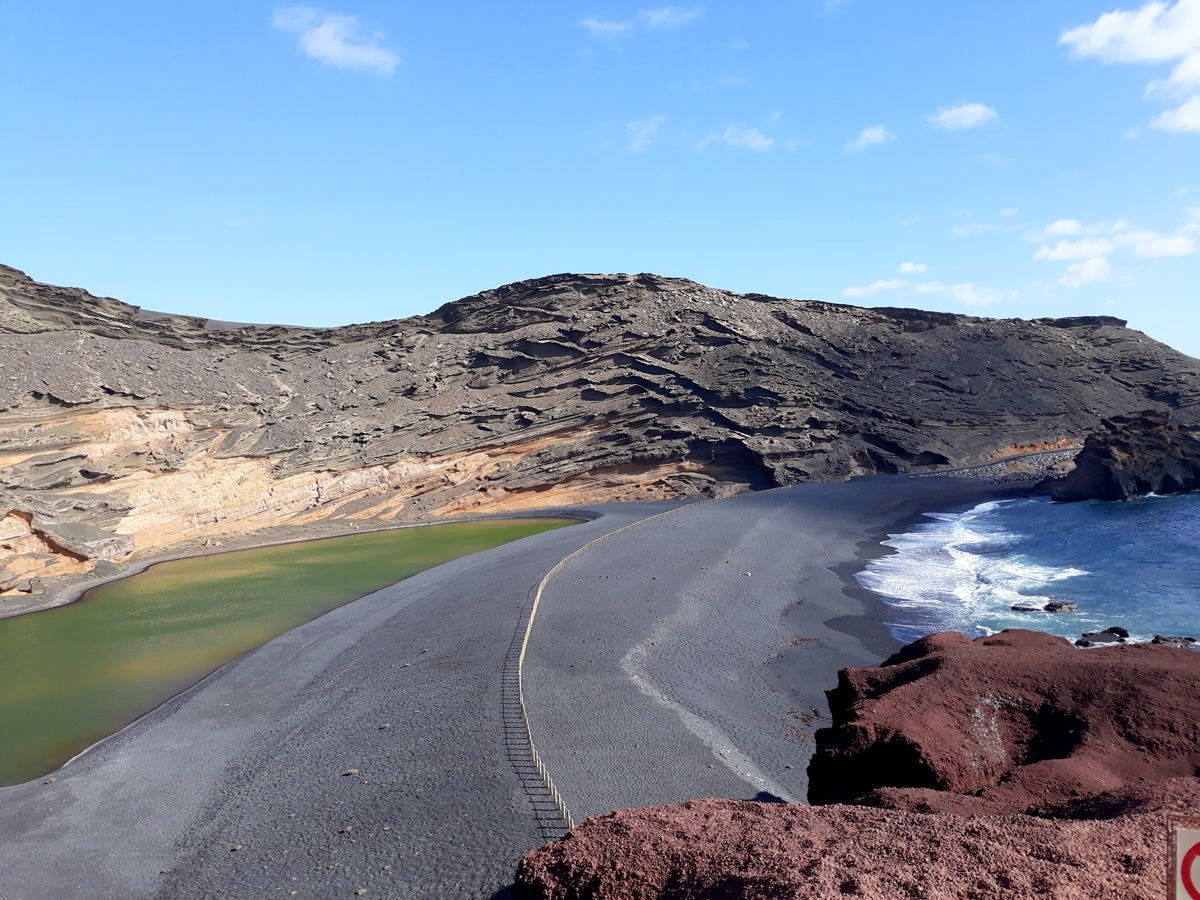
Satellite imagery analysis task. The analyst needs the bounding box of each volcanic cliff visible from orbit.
[2,264,1199,596]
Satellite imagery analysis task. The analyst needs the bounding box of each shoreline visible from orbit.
[525,475,1044,820]
[0,476,1055,898]
[0,504,659,899]
[0,507,599,621]
[825,480,1039,659]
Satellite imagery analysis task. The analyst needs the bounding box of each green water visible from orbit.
[0,518,572,786]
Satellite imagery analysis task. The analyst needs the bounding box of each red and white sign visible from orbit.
[1173,816,1200,900]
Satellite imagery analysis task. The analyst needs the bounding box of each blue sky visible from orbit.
[3,1,1199,355]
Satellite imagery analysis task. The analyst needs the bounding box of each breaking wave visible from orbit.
[857,494,1200,644]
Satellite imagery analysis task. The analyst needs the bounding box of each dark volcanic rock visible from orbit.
[807,629,1200,814]
[1152,634,1197,647]
[1043,599,1079,613]
[1076,626,1129,646]
[1047,410,1200,501]
[3,263,1200,593]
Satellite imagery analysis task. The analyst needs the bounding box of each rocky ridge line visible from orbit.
[3,264,1199,598]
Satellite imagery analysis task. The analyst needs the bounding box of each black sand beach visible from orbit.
[0,476,1027,899]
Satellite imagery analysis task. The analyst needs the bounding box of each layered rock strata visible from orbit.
[1047,410,1200,501]
[4,264,1199,595]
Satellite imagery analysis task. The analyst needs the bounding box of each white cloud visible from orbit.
[273,6,400,75]
[697,125,774,151]
[1030,218,1134,241]
[627,114,666,152]
[928,102,999,130]
[1061,256,1113,287]
[581,17,635,38]
[1030,215,1196,282]
[844,124,896,153]
[581,7,701,38]
[898,261,928,274]
[1151,94,1200,130]
[1044,218,1082,236]
[842,279,904,298]
[1000,208,1020,217]
[1034,238,1117,261]
[639,7,702,28]
[915,281,1005,307]
[1060,0,1200,64]
[1060,2,1200,133]
[1134,233,1197,255]
[1149,50,1200,92]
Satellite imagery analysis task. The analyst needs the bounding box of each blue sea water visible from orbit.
[857,492,1200,645]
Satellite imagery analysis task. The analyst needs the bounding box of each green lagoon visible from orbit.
[0,518,572,786]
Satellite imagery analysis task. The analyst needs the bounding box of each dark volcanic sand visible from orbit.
[525,477,1028,816]
[0,477,1025,899]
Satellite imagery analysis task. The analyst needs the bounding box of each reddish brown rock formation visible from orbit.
[808,629,1200,814]
[514,788,1199,899]
[515,631,1200,897]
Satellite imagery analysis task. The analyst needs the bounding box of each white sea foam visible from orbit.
[858,499,1090,638]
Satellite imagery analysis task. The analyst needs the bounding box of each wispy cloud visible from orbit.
[914,281,1006,307]
[1029,214,1196,287]
[697,124,774,151]
[928,102,999,130]
[1060,256,1112,288]
[273,6,400,75]
[1034,238,1117,261]
[581,7,702,39]
[897,262,928,274]
[627,114,666,152]
[639,7,702,28]
[1060,1,1200,134]
[581,17,636,38]
[842,279,904,298]
[844,124,896,153]
[1152,94,1200,131]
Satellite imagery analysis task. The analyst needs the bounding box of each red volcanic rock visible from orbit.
[807,629,1200,813]
[514,790,1199,899]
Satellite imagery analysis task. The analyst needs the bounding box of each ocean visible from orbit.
[857,492,1200,645]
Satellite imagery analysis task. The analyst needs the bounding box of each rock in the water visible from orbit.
[807,629,1200,814]
[1077,625,1130,646]
[1043,599,1078,613]
[1152,634,1197,647]
[1045,410,1200,502]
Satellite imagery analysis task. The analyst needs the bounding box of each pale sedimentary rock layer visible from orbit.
[3,263,1199,594]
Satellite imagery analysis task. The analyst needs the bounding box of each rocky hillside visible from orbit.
[2,264,1199,595]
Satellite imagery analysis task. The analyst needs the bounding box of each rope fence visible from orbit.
[507,448,1066,835]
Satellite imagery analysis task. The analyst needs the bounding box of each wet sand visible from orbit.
[0,477,1029,899]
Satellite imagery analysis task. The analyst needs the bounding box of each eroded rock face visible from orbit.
[515,631,1200,898]
[3,264,1200,592]
[513,787,1199,899]
[807,629,1200,814]
[1047,410,1200,501]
